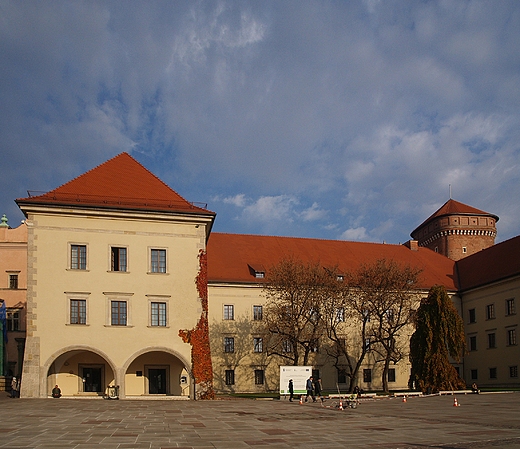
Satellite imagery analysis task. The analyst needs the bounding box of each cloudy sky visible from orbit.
[1,1,519,244]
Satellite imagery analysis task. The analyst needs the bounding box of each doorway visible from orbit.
[146,366,168,394]
[80,365,103,393]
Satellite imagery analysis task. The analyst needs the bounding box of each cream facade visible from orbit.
[19,205,212,398]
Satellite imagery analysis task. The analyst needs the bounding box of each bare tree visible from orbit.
[355,259,421,393]
[261,257,335,366]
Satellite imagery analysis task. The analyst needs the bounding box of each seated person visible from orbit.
[52,385,62,398]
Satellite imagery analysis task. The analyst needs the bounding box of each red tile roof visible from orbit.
[16,152,215,216]
[456,235,520,291]
[411,199,499,237]
[207,233,458,291]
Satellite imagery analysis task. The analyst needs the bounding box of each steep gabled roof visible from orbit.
[411,199,498,237]
[456,235,520,291]
[207,233,458,291]
[16,152,215,217]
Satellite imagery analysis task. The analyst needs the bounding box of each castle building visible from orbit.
[4,153,519,397]
[411,199,498,261]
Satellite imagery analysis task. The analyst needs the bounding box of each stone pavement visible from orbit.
[0,391,519,448]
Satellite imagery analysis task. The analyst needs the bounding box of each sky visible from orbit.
[1,1,519,244]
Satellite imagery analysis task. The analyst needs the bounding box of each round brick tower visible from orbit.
[410,199,498,261]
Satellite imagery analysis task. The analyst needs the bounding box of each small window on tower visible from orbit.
[462,247,467,253]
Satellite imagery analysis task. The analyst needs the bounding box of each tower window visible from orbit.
[462,247,467,254]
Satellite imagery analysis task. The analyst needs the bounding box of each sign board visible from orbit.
[279,366,312,395]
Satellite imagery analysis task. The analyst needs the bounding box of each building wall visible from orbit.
[21,208,209,398]
[0,221,27,379]
[461,276,520,388]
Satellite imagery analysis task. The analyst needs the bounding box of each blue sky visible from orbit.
[1,1,519,244]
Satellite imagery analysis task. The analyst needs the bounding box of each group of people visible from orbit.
[287,376,324,403]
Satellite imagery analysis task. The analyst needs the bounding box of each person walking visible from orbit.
[288,379,294,402]
[10,377,18,398]
[306,376,316,402]
[314,377,324,402]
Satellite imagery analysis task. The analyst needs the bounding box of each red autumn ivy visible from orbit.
[179,249,215,399]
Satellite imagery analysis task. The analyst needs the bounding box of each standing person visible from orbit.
[314,377,324,402]
[10,377,18,398]
[288,379,294,402]
[306,376,316,402]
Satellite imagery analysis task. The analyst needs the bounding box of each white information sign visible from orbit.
[279,366,312,395]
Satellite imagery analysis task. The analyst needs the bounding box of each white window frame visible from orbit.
[104,292,133,327]
[147,295,170,327]
[223,304,234,320]
[65,292,90,326]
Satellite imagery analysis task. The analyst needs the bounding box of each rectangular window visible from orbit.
[489,367,497,379]
[224,337,234,353]
[111,301,127,326]
[506,298,516,316]
[9,274,19,289]
[253,337,263,353]
[223,304,234,320]
[282,340,293,353]
[111,247,127,272]
[335,307,345,322]
[151,302,167,327]
[337,368,347,384]
[363,369,372,383]
[471,369,478,380]
[71,244,87,270]
[486,304,495,320]
[388,368,396,383]
[6,309,21,331]
[507,328,517,346]
[469,336,477,351]
[510,366,518,378]
[151,249,166,273]
[254,369,264,385]
[469,308,476,323]
[365,338,371,351]
[225,370,235,385]
[253,305,263,321]
[70,299,86,325]
[488,333,496,349]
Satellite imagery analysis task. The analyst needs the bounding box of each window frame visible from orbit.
[223,304,234,321]
[70,244,87,270]
[506,298,516,316]
[110,245,128,272]
[487,332,496,349]
[6,308,22,331]
[150,248,167,274]
[225,369,235,385]
[468,308,476,324]
[469,335,477,351]
[104,293,133,327]
[486,303,495,320]
[70,299,87,325]
[253,305,263,321]
[111,300,128,326]
[224,336,235,353]
[8,273,19,289]
[253,337,263,353]
[150,301,167,327]
[254,369,265,385]
[507,328,517,346]
[363,368,372,383]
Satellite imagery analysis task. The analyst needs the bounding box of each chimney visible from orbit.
[403,240,418,251]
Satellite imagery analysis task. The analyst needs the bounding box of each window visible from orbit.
[309,308,319,323]
[462,247,467,254]
[363,369,372,383]
[6,309,21,331]
[471,369,478,380]
[253,337,263,353]
[388,368,396,383]
[224,337,235,353]
[111,301,127,326]
[489,367,497,379]
[507,328,517,346]
[255,271,265,279]
[337,369,347,384]
[71,244,87,270]
[506,298,516,316]
[9,274,18,289]
[151,302,167,327]
[486,304,495,320]
[282,340,293,353]
[150,249,166,273]
[225,370,235,385]
[469,336,477,351]
[70,299,86,325]
[310,339,319,353]
[253,305,263,321]
[365,338,371,351]
[488,333,496,349]
[223,304,234,320]
[469,308,476,323]
[510,366,518,378]
[254,369,264,385]
[111,247,127,272]
[335,307,345,322]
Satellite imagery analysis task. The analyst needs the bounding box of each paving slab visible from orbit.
[0,392,519,448]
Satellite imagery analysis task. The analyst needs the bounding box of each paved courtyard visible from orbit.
[0,392,519,448]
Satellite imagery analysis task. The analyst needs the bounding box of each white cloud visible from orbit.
[340,227,368,242]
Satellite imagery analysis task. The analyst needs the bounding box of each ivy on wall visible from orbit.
[179,249,215,399]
